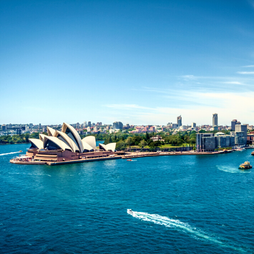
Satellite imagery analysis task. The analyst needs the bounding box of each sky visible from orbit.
[1,0,254,126]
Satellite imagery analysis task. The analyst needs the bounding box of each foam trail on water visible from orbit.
[0,151,21,156]
[128,210,246,253]
[217,166,250,174]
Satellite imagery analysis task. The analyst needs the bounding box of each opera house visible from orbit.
[12,123,117,165]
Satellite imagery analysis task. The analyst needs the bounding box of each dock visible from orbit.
[10,149,239,166]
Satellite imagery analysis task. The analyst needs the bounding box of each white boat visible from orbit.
[127,209,133,215]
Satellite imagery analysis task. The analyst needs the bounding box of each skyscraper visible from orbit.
[177,115,182,127]
[113,121,123,130]
[212,113,218,126]
[231,119,237,131]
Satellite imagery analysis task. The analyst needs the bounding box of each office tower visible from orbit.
[212,113,218,126]
[113,121,123,130]
[231,119,237,131]
[177,115,182,127]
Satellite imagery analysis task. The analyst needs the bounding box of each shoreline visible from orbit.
[10,148,254,166]
[122,150,229,159]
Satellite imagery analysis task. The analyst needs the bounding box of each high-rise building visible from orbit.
[177,115,182,127]
[88,121,91,127]
[113,121,123,130]
[235,124,247,145]
[212,113,218,126]
[196,132,235,152]
[196,133,215,152]
[231,119,237,131]
[192,122,196,128]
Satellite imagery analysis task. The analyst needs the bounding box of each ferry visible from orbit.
[239,161,252,170]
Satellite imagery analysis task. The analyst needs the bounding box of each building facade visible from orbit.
[113,121,123,130]
[212,113,218,126]
[196,133,215,152]
[196,132,235,152]
[235,124,247,145]
[231,119,237,131]
[177,115,182,127]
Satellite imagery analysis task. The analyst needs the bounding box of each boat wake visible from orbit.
[217,166,250,174]
[0,151,21,157]
[128,210,247,253]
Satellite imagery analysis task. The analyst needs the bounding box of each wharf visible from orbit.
[122,151,225,159]
[10,160,46,165]
[9,149,238,166]
[10,156,122,166]
[47,156,122,166]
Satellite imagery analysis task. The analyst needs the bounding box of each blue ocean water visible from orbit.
[1,144,254,253]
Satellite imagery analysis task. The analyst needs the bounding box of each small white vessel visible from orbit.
[127,209,133,215]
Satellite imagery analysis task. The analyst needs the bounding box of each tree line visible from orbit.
[0,133,39,145]
[0,131,197,149]
[89,131,197,151]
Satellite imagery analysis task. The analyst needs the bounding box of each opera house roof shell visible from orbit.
[29,122,116,153]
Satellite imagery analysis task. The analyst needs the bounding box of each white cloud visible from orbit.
[221,81,243,85]
[181,75,197,80]
[242,65,254,67]
[103,92,254,125]
[237,71,254,74]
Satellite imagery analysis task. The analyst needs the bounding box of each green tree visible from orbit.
[139,139,147,148]
[125,137,133,147]
[145,132,150,141]
[116,140,126,151]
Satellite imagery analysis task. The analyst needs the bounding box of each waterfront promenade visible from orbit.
[10,148,253,166]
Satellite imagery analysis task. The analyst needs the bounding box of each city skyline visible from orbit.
[1,0,254,125]
[0,113,253,127]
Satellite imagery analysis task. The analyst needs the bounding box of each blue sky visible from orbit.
[1,0,254,125]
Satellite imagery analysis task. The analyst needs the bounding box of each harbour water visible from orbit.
[1,144,254,253]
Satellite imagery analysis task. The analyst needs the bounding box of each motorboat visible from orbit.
[127,159,132,161]
[239,161,252,170]
[127,209,134,215]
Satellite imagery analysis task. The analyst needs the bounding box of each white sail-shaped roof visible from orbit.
[29,138,44,149]
[82,140,94,151]
[39,134,48,141]
[62,123,83,152]
[99,143,116,152]
[43,136,72,151]
[54,130,80,152]
[82,136,96,150]
[47,127,56,136]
